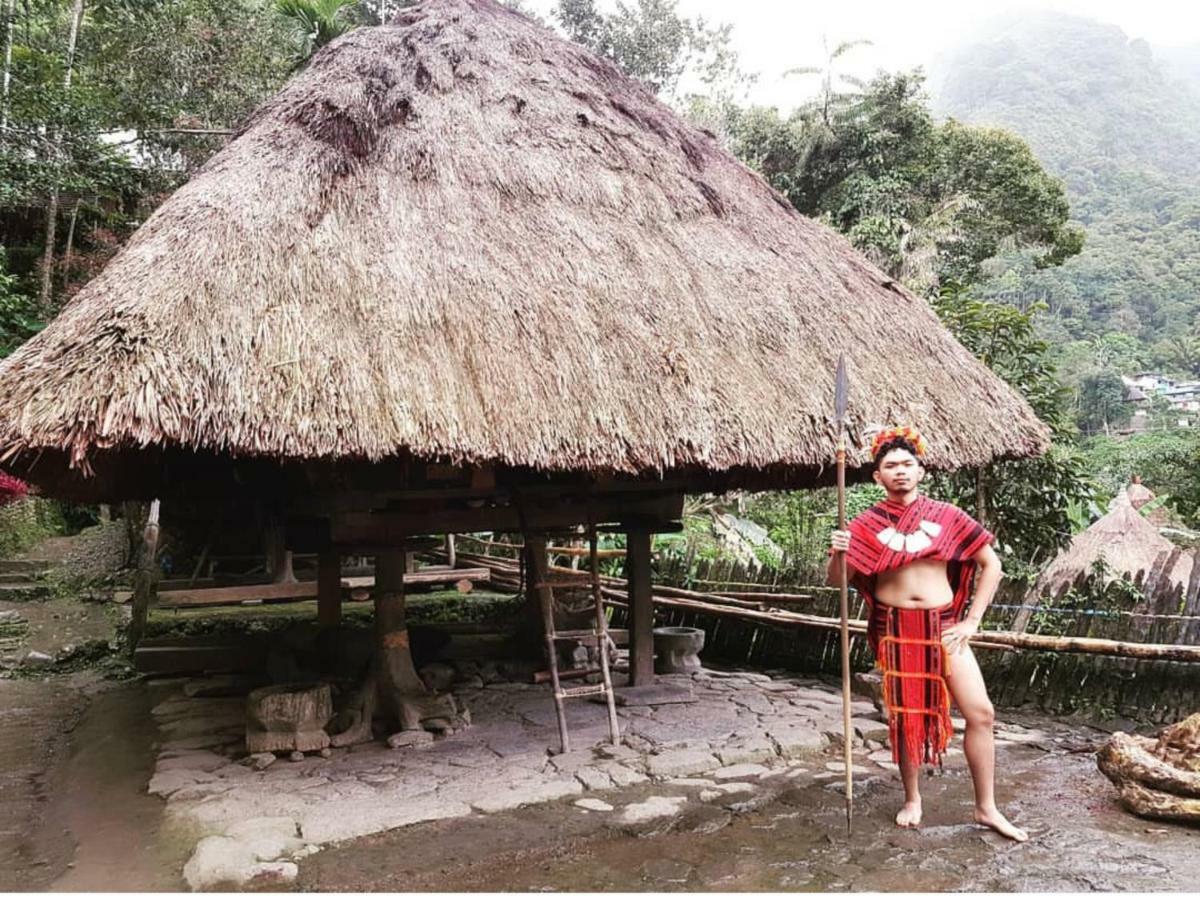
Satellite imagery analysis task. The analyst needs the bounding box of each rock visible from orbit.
[852,717,891,743]
[156,751,230,774]
[548,749,596,774]
[595,761,649,788]
[645,748,719,779]
[148,769,215,798]
[575,798,614,812]
[715,735,778,767]
[767,725,829,759]
[419,662,457,692]
[319,748,332,758]
[182,833,304,891]
[666,777,717,788]
[595,743,640,761]
[618,795,688,824]
[289,750,305,762]
[470,777,583,813]
[823,761,873,775]
[23,650,54,668]
[422,717,454,734]
[707,781,756,795]
[387,730,435,749]
[712,763,769,781]
[574,766,615,791]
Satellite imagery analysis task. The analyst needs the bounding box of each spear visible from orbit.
[834,353,854,834]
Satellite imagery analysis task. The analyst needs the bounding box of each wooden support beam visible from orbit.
[317,549,341,627]
[626,528,655,686]
[121,567,490,608]
[329,492,684,545]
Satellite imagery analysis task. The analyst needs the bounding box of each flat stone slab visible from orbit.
[645,748,720,778]
[610,683,696,706]
[713,763,769,780]
[618,795,688,824]
[574,798,614,812]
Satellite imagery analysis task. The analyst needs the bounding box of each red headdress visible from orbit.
[869,425,928,461]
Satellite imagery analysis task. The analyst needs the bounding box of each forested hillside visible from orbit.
[931,14,1200,367]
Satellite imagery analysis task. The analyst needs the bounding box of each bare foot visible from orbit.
[895,799,922,828]
[974,806,1028,842]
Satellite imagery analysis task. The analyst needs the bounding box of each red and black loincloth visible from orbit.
[869,603,956,768]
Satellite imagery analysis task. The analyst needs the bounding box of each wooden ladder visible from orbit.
[532,525,621,754]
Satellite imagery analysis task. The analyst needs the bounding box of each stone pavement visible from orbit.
[148,664,1028,890]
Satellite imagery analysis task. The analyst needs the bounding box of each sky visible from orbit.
[523,0,1200,111]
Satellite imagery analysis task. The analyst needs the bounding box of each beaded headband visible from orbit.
[869,425,928,460]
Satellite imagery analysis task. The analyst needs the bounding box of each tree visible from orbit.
[553,0,746,102]
[728,71,1083,296]
[1077,370,1130,435]
[930,288,1094,568]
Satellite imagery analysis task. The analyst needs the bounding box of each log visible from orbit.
[1096,732,1200,798]
[1110,780,1200,823]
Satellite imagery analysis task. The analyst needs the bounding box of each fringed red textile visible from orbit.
[875,604,956,768]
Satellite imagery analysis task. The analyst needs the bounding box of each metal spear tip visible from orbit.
[835,354,848,424]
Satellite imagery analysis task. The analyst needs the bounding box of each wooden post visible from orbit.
[626,528,655,685]
[317,549,342,627]
[127,499,161,657]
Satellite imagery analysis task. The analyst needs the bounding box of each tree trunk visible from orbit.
[1,0,15,132]
[60,198,79,290]
[37,0,85,314]
[126,499,160,656]
[265,520,296,583]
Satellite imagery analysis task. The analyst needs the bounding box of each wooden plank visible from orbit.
[125,567,491,607]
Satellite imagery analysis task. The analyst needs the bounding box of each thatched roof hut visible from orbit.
[1023,488,1193,609]
[0,0,1048,503]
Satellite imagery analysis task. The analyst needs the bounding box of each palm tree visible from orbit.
[272,0,358,64]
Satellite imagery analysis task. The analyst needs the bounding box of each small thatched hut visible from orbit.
[1015,488,1194,633]
[0,0,1050,719]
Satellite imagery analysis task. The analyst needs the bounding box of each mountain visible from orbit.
[929,13,1200,350]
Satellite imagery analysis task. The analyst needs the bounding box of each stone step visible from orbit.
[0,583,50,600]
[0,572,46,584]
[0,559,52,575]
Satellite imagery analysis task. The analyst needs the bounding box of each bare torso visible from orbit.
[870,557,953,609]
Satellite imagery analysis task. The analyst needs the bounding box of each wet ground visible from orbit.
[0,674,187,892]
[295,716,1199,892]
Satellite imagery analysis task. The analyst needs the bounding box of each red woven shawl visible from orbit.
[847,494,994,639]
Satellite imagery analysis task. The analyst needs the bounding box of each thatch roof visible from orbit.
[1030,489,1193,600]
[0,0,1049,496]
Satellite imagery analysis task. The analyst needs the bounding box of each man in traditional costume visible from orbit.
[828,425,1028,841]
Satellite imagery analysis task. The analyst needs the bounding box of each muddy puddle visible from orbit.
[0,674,187,892]
[295,717,1199,893]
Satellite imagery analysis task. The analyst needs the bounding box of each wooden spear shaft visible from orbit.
[837,433,853,835]
[834,354,853,835]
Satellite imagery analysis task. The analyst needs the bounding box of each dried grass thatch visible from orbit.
[0,0,1048,493]
[1030,489,1194,601]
